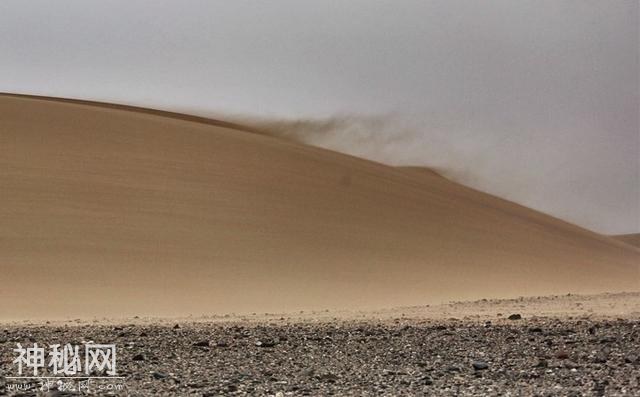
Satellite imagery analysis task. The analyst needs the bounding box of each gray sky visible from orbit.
[1,0,638,234]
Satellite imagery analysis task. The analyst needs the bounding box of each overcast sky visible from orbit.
[1,0,638,234]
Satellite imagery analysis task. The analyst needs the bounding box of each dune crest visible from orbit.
[613,234,640,249]
[0,94,638,320]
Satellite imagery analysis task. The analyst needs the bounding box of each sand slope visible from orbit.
[613,234,640,248]
[1,94,638,319]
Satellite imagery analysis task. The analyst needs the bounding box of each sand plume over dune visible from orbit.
[0,94,638,319]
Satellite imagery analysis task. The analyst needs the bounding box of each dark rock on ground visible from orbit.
[529,327,543,333]
[152,371,168,379]
[472,361,489,370]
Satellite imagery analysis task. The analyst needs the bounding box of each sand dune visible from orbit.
[1,94,638,320]
[613,234,640,248]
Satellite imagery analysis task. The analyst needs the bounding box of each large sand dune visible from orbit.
[1,94,638,319]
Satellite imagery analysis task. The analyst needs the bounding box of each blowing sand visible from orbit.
[0,94,638,320]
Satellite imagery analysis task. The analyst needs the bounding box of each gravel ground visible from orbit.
[1,314,639,396]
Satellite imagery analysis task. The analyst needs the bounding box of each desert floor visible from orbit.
[1,292,639,396]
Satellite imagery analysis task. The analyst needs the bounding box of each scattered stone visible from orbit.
[255,340,277,348]
[2,300,639,396]
[152,371,168,379]
[564,360,578,369]
[534,358,548,368]
[508,314,522,320]
[594,350,608,363]
[317,373,338,383]
[472,361,489,371]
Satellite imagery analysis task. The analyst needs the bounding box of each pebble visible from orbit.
[472,361,489,370]
[152,371,168,379]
